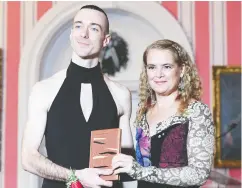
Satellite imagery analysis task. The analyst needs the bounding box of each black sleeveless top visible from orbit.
[42,61,119,188]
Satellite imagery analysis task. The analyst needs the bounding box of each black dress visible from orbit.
[42,61,119,188]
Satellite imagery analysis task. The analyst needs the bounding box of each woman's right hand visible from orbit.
[112,154,134,175]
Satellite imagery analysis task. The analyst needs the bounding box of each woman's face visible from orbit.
[146,49,184,96]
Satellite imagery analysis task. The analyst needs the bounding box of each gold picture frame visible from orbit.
[0,48,2,171]
[0,48,2,112]
[213,66,241,168]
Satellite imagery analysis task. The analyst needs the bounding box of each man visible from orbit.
[21,5,133,188]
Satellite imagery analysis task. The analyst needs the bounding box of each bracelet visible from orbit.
[66,169,83,188]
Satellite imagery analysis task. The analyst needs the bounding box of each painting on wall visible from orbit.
[213,66,241,168]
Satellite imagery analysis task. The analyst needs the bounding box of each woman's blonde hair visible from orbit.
[135,39,202,123]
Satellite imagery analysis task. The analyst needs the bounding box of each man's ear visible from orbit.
[103,34,111,47]
[69,30,72,42]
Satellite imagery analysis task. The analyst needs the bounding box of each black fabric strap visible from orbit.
[43,60,119,188]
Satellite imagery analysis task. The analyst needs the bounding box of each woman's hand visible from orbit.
[75,168,113,188]
[112,154,134,175]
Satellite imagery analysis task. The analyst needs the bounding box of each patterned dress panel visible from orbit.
[158,122,189,168]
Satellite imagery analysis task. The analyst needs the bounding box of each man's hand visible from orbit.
[75,168,113,188]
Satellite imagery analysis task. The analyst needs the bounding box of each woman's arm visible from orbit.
[127,103,215,186]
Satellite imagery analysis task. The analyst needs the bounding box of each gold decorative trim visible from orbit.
[0,48,2,171]
[213,66,241,168]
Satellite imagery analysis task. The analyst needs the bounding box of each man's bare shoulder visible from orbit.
[33,70,66,92]
[104,76,131,100]
[29,69,67,109]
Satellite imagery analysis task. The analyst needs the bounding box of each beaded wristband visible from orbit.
[66,169,83,188]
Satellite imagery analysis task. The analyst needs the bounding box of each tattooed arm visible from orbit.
[128,103,215,186]
[21,82,71,181]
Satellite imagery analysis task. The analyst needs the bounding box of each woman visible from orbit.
[112,39,215,187]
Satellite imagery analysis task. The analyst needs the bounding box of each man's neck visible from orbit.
[71,52,99,68]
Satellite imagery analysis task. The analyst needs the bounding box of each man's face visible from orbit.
[70,9,110,59]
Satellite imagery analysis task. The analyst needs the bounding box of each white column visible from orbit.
[211,1,226,66]
[21,1,37,48]
[179,1,195,52]
[0,1,4,49]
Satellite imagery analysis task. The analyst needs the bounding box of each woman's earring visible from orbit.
[178,77,185,92]
[149,87,156,105]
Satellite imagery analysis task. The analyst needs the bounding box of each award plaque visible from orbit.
[89,128,121,180]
